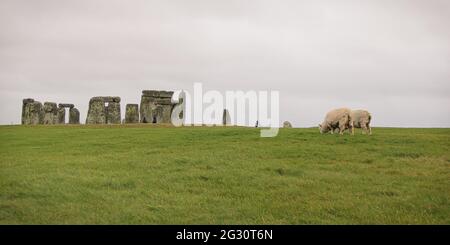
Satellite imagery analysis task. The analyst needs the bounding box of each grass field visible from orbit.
[0,125,449,224]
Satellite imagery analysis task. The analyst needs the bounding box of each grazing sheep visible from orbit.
[319,108,353,135]
[283,121,292,128]
[350,110,372,135]
[332,109,372,135]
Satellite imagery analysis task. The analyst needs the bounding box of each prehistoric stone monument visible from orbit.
[22,99,80,125]
[43,102,58,124]
[57,103,80,124]
[86,96,121,124]
[140,90,175,123]
[125,104,139,123]
[223,109,231,126]
[283,121,292,128]
[22,98,44,125]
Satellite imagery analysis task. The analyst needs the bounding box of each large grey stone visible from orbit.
[22,98,33,125]
[43,102,58,124]
[106,101,121,124]
[69,108,80,124]
[58,103,74,109]
[57,106,66,124]
[86,96,121,124]
[125,104,139,123]
[86,99,106,124]
[22,98,44,125]
[140,90,175,124]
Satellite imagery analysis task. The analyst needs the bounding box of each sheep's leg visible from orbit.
[339,123,346,135]
[339,125,346,135]
[350,121,354,135]
[338,118,348,135]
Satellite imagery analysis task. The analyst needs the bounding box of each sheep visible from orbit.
[319,108,353,135]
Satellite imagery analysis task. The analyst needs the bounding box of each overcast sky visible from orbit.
[1,0,449,127]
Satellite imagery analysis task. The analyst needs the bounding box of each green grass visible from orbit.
[0,125,449,224]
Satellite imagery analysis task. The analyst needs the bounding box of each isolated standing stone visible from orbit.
[140,90,175,123]
[223,109,231,126]
[283,121,292,128]
[125,104,139,123]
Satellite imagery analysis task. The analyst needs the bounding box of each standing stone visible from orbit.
[57,106,66,124]
[153,105,164,123]
[43,102,58,124]
[69,108,80,124]
[106,100,121,124]
[22,98,34,124]
[125,104,139,123]
[86,96,121,124]
[140,90,175,124]
[283,121,292,128]
[222,109,231,126]
[86,97,106,124]
[22,99,44,125]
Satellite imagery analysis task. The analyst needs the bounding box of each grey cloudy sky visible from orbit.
[1,0,449,127]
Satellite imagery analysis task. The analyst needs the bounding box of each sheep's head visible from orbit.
[318,124,328,134]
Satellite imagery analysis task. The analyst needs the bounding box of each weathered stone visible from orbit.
[142,90,173,98]
[54,103,80,124]
[106,101,121,124]
[86,96,121,124]
[125,104,139,123]
[69,108,80,124]
[283,121,292,128]
[86,99,105,124]
[58,103,74,109]
[22,99,44,125]
[22,98,32,124]
[57,107,65,124]
[90,96,121,103]
[140,90,175,123]
[22,98,35,125]
[43,102,58,124]
[22,99,79,125]
[223,109,231,126]
[22,98,35,104]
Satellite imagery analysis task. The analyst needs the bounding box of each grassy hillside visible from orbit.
[0,125,449,224]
